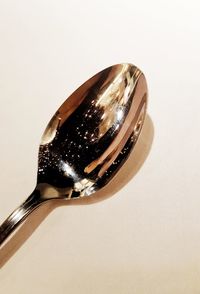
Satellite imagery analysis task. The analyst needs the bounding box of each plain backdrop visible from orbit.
[0,0,200,293]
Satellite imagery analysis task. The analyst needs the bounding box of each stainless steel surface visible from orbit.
[0,63,148,247]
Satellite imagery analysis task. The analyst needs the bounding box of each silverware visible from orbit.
[0,63,148,246]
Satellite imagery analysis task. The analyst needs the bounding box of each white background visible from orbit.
[0,0,200,293]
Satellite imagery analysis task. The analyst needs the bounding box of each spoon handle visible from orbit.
[0,190,44,247]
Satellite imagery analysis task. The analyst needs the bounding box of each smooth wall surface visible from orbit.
[0,0,200,293]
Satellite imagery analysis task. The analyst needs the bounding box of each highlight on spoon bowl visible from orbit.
[0,63,148,246]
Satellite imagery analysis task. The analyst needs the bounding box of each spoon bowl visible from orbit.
[0,63,148,246]
[38,63,147,198]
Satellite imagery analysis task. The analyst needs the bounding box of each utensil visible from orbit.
[0,63,148,246]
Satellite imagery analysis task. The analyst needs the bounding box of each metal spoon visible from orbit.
[0,63,148,246]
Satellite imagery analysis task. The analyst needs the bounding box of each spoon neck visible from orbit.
[36,183,73,200]
[0,189,45,247]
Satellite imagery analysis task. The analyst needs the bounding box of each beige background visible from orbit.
[0,0,200,293]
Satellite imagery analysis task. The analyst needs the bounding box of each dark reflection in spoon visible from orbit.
[38,63,147,197]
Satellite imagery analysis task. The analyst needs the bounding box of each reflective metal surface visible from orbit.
[0,63,148,246]
[38,63,147,197]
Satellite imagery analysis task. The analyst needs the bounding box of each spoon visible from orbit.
[0,63,148,246]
